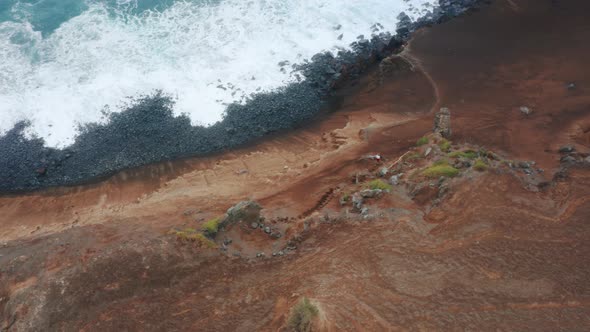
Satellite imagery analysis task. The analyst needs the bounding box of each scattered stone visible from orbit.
[518,161,531,169]
[271,232,282,239]
[250,222,259,229]
[378,167,389,177]
[223,238,233,245]
[351,193,364,211]
[584,156,590,164]
[434,107,452,138]
[519,106,532,115]
[559,145,575,153]
[333,24,342,30]
[337,34,343,40]
[567,82,576,90]
[561,155,577,164]
[360,207,370,217]
[256,252,265,258]
[278,250,284,256]
[424,147,432,157]
[264,226,271,234]
[360,189,383,198]
[389,174,401,185]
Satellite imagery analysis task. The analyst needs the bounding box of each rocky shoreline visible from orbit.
[0,0,485,193]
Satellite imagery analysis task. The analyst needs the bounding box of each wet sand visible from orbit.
[2,0,590,330]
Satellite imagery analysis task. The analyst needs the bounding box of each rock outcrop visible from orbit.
[434,107,452,138]
[222,201,262,227]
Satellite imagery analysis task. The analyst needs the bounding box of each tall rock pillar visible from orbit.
[434,107,451,138]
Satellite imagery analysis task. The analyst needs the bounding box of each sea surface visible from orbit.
[0,0,435,148]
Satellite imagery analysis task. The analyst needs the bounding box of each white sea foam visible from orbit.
[0,0,436,147]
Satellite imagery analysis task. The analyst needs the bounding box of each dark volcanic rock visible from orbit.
[559,145,575,153]
[0,86,321,193]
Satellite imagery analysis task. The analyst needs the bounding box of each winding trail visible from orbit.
[400,39,442,114]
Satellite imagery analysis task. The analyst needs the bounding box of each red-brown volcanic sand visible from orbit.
[2,0,590,330]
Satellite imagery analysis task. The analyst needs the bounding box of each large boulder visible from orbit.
[434,107,452,138]
[222,201,262,227]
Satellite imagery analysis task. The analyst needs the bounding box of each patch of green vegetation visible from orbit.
[473,159,488,172]
[202,217,221,237]
[169,228,217,248]
[416,136,429,146]
[341,193,350,202]
[433,159,449,166]
[288,298,319,332]
[438,138,452,152]
[404,152,423,161]
[422,163,459,178]
[367,179,392,191]
[448,150,478,159]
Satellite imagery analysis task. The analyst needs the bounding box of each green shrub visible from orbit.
[367,179,392,191]
[422,164,459,178]
[194,233,217,248]
[473,159,488,171]
[433,159,449,166]
[404,152,423,161]
[416,136,429,146]
[170,228,217,248]
[448,150,478,159]
[202,217,221,236]
[288,298,319,332]
[438,139,451,152]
